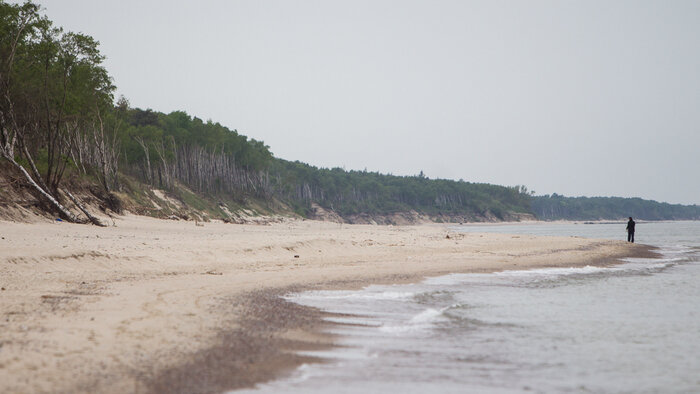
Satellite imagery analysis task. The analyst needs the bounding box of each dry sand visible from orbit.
[0,215,656,393]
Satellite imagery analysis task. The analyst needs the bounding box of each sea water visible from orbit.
[236,221,700,394]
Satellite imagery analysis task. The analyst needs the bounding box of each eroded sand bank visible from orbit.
[0,216,655,393]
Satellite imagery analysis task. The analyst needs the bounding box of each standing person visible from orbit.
[626,217,636,243]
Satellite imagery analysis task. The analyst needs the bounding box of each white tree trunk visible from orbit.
[64,188,105,226]
[1,153,80,222]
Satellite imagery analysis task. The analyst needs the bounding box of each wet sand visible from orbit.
[0,215,656,393]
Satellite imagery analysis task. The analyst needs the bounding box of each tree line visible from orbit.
[3,2,697,224]
[269,160,531,219]
[531,194,700,221]
[120,109,273,198]
[1,2,113,225]
[118,110,532,220]
[1,2,534,223]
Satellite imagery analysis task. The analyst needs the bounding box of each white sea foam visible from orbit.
[423,258,683,286]
[295,348,374,361]
[322,316,381,326]
[378,306,449,333]
[495,265,609,276]
[285,290,415,302]
[409,307,445,324]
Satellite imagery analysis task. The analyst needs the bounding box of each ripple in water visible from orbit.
[236,222,700,394]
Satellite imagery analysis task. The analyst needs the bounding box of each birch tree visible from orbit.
[1,2,113,225]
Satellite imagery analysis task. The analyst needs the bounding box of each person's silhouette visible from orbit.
[626,217,636,243]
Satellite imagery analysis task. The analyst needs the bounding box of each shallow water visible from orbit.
[236,221,700,394]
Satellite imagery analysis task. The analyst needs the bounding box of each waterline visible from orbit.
[237,222,700,393]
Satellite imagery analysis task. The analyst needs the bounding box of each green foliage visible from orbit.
[1,1,114,191]
[269,160,532,220]
[120,109,273,172]
[173,186,210,212]
[14,1,671,224]
[531,194,700,221]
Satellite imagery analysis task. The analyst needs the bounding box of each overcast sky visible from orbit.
[41,0,700,204]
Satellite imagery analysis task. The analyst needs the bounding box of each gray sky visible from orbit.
[42,0,700,204]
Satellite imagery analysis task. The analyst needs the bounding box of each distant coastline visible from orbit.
[2,3,697,226]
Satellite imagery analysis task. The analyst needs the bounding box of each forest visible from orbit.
[0,2,534,224]
[531,194,700,221]
[1,2,697,224]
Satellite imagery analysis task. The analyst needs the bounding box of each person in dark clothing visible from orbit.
[626,217,636,243]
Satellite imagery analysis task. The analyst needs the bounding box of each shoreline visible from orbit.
[151,245,658,394]
[0,216,658,393]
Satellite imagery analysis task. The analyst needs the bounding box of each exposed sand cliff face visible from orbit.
[0,167,533,226]
[308,203,536,225]
[0,216,654,393]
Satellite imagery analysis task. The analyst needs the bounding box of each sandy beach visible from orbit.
[0,216,655,393]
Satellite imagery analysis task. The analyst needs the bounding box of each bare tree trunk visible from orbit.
[0,120,17,159]
[64,188,105,226]
[21,141,52,194]
[153,139,170,188]
[66,125,88,175]
[109,126,121,191]
[134,136,152,185]
[1,151,80,222]
[92,108,110,192]
[0,120,82,223]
